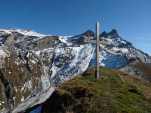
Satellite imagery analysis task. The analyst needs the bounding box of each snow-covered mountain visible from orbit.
[0,29,150,113]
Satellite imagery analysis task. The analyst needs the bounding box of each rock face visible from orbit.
[0,29,94,113]
[0,29,150,113]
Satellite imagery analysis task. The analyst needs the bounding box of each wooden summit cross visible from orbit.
[87,22,100,80]
[96,22,100,80]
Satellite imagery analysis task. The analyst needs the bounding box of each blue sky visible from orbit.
[0,0,151,54]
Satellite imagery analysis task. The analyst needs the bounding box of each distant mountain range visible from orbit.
[0,29,150,113]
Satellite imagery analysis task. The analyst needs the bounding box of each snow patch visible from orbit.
[0,29,46,38]
[0,48,7,68]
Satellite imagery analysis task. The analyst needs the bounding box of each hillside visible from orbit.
[120,62,151,82]
[0,29,151,113]
[34,67,151,113]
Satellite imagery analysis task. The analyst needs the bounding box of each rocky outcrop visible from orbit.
[0,29,94,113]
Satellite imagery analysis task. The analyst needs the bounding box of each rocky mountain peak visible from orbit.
[100,29,120,38]
[100,31,108,37]
[108,29,119,36]
[82,30,95,37]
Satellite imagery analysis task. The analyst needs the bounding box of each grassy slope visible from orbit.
[133,62,151,81]
[41,67,151,113]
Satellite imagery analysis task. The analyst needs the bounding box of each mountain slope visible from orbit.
[26,67,151,113]
[0,29,150,113]
[0,29,94,113]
